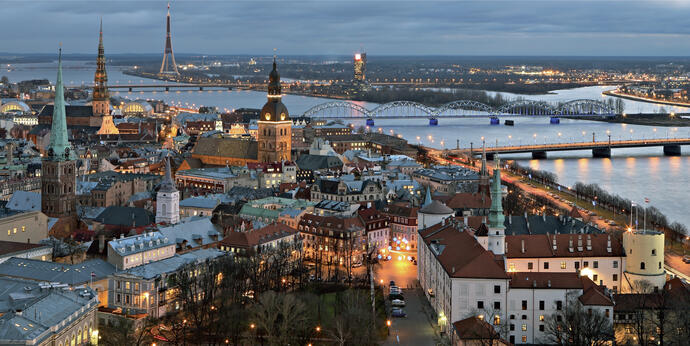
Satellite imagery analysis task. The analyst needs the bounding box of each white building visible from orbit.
[107,231,175,270]
[156,157,180,224]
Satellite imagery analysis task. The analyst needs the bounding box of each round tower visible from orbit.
[622,230,666,293]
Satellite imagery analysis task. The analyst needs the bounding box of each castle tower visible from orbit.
[159,2,180,76]
[487,156,505,255]
[41,48,77,218]
[257,57,291,163]
[622,230,666,293]
[156,156,180,224]
[92,18,110,116]
[94,19,119,135]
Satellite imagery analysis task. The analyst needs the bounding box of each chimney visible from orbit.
[586,234,592,251]
[547,280,551,288]
[521,239,525,254]
[542,213,546,222]
[577,235,583,252]
[606,235,612,253]
[568,238,574,253]
[98,234,105,253]
[552,235,557,251]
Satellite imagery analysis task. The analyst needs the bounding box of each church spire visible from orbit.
[47,47,73,160]
[267,54,281,98]
[423,186,432,207]
[93,18,109,116]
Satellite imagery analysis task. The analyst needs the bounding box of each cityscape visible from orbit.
[1,1,690,346]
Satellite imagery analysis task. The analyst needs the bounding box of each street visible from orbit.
[375,258,438,346]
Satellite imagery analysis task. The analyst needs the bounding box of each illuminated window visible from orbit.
[560,261,566,269]
[21,226,25,232]
[522,324,527,331]
[539,315,544,321]
[493,315,500,325]
[522,336,527,342]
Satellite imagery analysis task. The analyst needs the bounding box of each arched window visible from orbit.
[640,262,646,270]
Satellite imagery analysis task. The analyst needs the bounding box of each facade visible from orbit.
[219,222,299,256]
[78,173,150,208]
[175,166,255,193]
[0,278,99,346]
[107,231,175,270]
[0,209,48,243]
[358,207,390,253]
[381,203,418,251]
[258,58,292,163]
[621,230,666,292]
[413,166,480,195]
[247,161,297,188]
[92,20,110,117]
[298,213,367,264]
[0,240,52,263]
[156,157,180,224]
[311,178,385,204]
[354,52,367,82]
[41,51,77,219]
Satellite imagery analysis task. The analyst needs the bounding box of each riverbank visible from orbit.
[603,90,690,108]
[591,113,690,127]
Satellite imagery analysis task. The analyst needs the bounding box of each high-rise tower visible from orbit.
[92,18,109,116]
[159,2,179,76]
[156,156,180,224]
[354,52,367,82]
[487,156,505,255]
[42,48,77,218]
[258,57,291,163]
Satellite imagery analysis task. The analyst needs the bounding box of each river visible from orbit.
[3,61,689,227]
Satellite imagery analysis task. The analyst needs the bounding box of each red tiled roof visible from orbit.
[579,276,614,306]
[420,221,509,279]
[509,272,584,289]
[220,222,296,248]
[445,192,491,210]
[569,206,584,219]
[452,316,503,341]
[0,241,47,256]
[381,203,418,218]
[505,233,623,258]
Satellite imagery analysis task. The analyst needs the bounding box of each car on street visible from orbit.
[389,293,404,301]
[390,288,402,295]
[391,308,407,318]
[683,255,690,264]
[391,299,406,307]
[389,280,396,286]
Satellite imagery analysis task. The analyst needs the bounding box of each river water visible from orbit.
[3,61,689,227]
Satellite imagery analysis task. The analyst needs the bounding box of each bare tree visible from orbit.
[98,317,155,346]
[542,291,613,346]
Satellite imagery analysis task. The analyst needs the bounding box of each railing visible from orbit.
[463,137,690,154]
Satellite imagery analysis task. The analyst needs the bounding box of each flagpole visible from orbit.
[630,201,633,231]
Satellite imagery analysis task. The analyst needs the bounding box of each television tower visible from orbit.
[159,2,179,75]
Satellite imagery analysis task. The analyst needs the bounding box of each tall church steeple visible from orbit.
[156,156,180,224]
[258,55,291,163]
[478,141,490,195]
[42,47,77,218]
[487,155,505,255]
[47,48,74,161]
[92,18,110,117]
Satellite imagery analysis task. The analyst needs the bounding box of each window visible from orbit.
[613,274,618,282]
[494,285,501,294]
[493,315,501,325]
[543,262,549,269]
[640,262,646,270]
[575,261,580,269]
[494,301,501,310]
[527,262,533,270]
[593,274,598,282]
[117,281,121,289]
[522,324,527,331]
[613,286,618,293]
[522,336,527,343]
[561,261,566,269]
[521,300,527,310]
[477,301,484,309]
[125,281,130,290]
[522,314,527,320]
[659,262,662,269]
[613,261,618,268]
[556,301,563,310]
[539,315,544,321]
[510,324,515,331]
[116,294,121,303]
[652,249,656,256]
[510,314,515,320]
[509,263,516,271]
[584,261,589,268]
[539,301,545,310]
[605,309,610,317]
[539,324,545,332]
[593,261,599,268]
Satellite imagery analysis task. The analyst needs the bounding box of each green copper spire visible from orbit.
[488,155,504,228]
[47,48,74,161]
[423,186,432,207]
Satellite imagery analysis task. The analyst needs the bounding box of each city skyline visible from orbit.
[3,1,690,56]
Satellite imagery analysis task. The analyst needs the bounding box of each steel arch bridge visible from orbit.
[301,98,616,119]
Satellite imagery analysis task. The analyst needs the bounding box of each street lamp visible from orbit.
[387,319,392,336]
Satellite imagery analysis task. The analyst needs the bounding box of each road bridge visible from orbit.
[454,137,690,159]
[301,99,616,126]
[66,83,260,92]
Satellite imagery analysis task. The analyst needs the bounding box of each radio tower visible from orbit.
[159,2,179,76]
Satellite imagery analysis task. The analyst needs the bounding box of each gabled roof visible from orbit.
[445,192,491,210]
[220,222,297,249]
[509,272,584,289]
[0,241,49,258]
[504,233,623,258]
[95,206,155,227]
[419,222,508,279]
[192,137,258,160]
[419,200,453,215]
[452,316,503,341]
[6,191,40,212]
[0,257,115,285]
[158,216,221,250]
[579,276,614,306]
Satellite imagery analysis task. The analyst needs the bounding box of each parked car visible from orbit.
[391,308,407,318]
[390,288,402,295]
[683,255,690,264]
[389,280,396,286]
[391,299,406,307]
[389,293,405,301]
[352,262,363,268]
[390,285,400,291]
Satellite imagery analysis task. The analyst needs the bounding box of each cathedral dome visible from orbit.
[260,100,290,122]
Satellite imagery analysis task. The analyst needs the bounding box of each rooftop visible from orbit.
[0,257,115,285]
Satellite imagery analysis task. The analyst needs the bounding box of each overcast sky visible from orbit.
[3,0,690,56]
